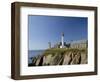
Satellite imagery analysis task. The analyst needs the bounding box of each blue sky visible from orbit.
[28,15,87,50]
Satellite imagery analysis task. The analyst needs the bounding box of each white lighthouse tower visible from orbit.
[60,32,64,48]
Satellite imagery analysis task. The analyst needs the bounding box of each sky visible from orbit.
[28,15,87,50]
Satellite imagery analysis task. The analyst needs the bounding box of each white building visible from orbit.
[70,40,87,49]
[49,32,87,49]
[60,32,66,48]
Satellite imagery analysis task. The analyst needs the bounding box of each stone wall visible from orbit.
[52,40,87,49]
[70,40,87,49]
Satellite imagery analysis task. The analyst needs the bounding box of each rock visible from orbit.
[35,55,43,66]
[71,52,81,64]
[63,52,72,65]
[81,52,87,64]
[42,54,52,65]
[31,56,37,66]
[30,49,87,66]
[50,53,63,65]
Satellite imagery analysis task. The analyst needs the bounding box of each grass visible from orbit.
[43,48,87,56]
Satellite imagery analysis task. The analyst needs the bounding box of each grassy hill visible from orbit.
[29,48,87,66]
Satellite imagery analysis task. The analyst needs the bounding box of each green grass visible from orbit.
[43,48,87,56]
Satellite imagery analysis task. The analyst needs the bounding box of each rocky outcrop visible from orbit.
[29,49,87,66]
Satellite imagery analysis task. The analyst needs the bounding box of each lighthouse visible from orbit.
[48,42,51,49]
[60,32,64,48]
